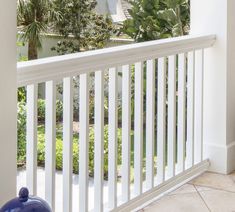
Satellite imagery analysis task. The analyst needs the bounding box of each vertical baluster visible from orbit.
[134,62,143,196]
[201,50,204,162]
[63,77,73,212]
[167,55,177,179]
[146,60,155,190]
[157,58,166,185]
[195,50,204,164]
[186,51,195,168]
[45,81,56,211]
[79,74,89,212]
[122,65,131,202]
[26,84,38,195]
[177,54,187,173]
[94,71,104,212]
[108,67,118,209]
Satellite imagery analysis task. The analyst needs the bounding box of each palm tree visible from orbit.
[17,0,52,60]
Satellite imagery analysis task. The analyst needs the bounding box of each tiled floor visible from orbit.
[141,171,235,212]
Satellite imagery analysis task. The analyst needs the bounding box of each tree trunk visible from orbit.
[28,39,38,60]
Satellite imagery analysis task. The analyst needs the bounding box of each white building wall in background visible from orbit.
[107,0,126,22]
[96,0,128,23]
[17,34,133,60]
[96,0,109,14]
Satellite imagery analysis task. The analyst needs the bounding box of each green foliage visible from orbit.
[19,123,124,178]
[18,87,26,103]
[87,125,123,177]
[51,0,115,54]
[37,99,63,122]
[17,51,28,102]
[17,99,125,177]
[17,35,28,62]
[122,0,190,42]
[17,0,55,60]
[58,75,111,122]
[17,0,49,48]
[17,102,27,164]
[17,99,63,163]
[158,0,190,36]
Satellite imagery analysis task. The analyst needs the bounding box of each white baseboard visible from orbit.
[204,141,235,174]
[112,160,210,212]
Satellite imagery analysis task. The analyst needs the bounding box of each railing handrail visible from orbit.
[17,34,216,87]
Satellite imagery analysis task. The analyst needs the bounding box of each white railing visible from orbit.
[17,34,216,212]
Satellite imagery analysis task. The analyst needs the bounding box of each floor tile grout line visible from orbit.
[194,185,212,212]
[167,184,199,197]
[188,182,235,194]
[167,191,197,196]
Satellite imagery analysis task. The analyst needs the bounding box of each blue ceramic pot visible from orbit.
[0,187,52,212]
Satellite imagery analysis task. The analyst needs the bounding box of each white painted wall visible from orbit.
[95,0,127,22]
[0,0,17,205]
[108,0,126,22]
[191,0,235,174]
[17,34,133,60]
[17,34,59,60]
[96,0,109,14]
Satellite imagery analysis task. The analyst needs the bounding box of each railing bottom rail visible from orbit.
[113,160,210,212]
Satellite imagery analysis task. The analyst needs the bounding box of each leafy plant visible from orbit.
[17,98,124,178]
[17,99,63,164]
[51,0,115,54]
[18,88,26,103]
[18,123,124,178]
[122,0,190,42]
[37,99,63,122]
[158,0,190,36]
[17,0,56,60]
[17,102,27,164]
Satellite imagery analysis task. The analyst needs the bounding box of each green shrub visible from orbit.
[17,99,63,164]
[18,87,26,102]
[17,99,126,178]
[37,99,45,122]
[36,125,123,178]
[38,99,63,122]
[17,102,26,164]
[88,125,122,177]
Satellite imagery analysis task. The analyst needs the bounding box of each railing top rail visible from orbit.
[17,34,216,87]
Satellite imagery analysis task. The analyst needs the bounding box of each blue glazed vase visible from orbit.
[0,187,52,212]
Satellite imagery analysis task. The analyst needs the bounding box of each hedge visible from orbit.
[17,100,124,178]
